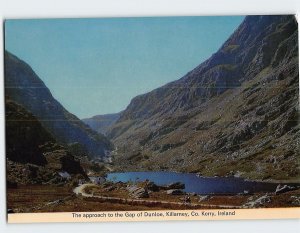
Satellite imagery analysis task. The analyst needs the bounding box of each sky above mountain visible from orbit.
[5,16,244,118]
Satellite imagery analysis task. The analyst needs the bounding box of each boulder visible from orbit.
[165,182,185,190]
[237,190,250,196]
[7,209,14,214]
[132,188,149,198]
[46,199,64,206]
[146,181,160,192]
[243,194,271,208]
[291,196,300,206]
[189,192,197,196]
[275,184,296,194]
[166,189,184,195]
[127,185,149,198]
[198,195,210,202]
[104,186,116,192]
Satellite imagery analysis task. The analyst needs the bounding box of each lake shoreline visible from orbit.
[104,171,300,195]
[104,170,300,186]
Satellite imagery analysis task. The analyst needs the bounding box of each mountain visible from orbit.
[108,15,299,181]
[82,113,121,135]
[5,51,113,158]
[6,98,54,165]
[6,98,87,185]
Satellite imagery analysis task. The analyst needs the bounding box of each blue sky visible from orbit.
[5,16,244,118]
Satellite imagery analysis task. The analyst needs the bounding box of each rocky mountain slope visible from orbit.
[6,98,54,165]
[6,99,87,185]
[5,51,113,158]
[82,113,120,135]
[108,15,299,181]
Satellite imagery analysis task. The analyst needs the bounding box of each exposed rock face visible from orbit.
[6,99,54,165]
[108,15,299,181]
[110,16,297,123]
[5,99,88,184]
[5,51,113,158]
[82,113,120,135]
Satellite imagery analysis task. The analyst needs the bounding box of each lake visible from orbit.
[106,171,281,194]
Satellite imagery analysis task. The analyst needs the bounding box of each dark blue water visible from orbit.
[106,171,281,195]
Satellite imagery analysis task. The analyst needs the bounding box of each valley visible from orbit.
[5,15,300,213]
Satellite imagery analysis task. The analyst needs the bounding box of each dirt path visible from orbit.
[73,184,242,209]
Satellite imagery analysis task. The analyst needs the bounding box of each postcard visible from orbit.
[4,15,300,223]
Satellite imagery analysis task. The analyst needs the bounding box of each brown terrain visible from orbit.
[7,182,300,213]
[5,15,300,213]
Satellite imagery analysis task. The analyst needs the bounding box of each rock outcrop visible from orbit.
[6,99,54,165]
[5,96,88,185]
[108,15,299,181]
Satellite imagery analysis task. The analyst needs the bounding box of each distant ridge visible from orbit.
[5,51,113,158]
[82,112,121,135]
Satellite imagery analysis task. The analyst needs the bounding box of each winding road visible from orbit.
[73,184,242,209]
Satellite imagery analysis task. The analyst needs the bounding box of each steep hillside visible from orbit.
[6,99,87,185]
[82,113,120,135]
[6,99,54,165]
[108,15,299,181]
[5,51,113,158]
[111,16,297,123]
